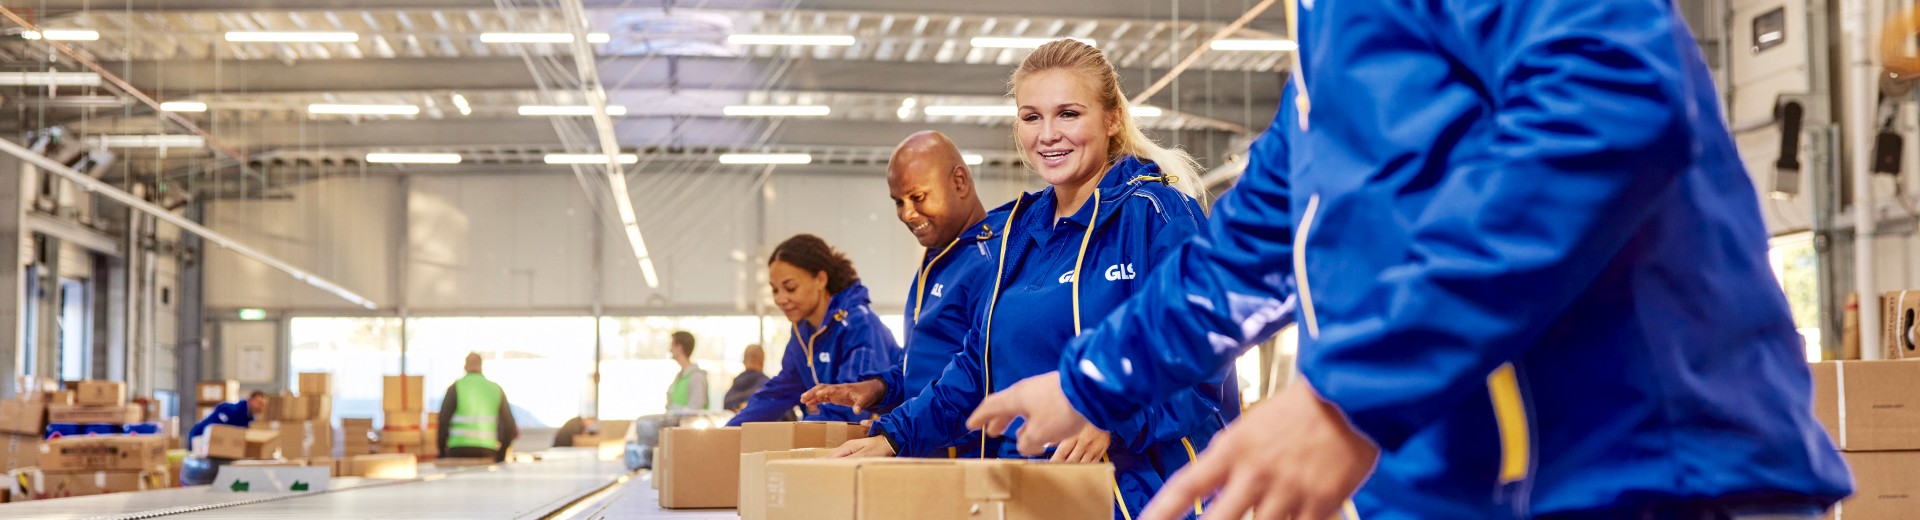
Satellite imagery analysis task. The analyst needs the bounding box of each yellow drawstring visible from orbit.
[979,199,1023,458]
[906,236,963,376]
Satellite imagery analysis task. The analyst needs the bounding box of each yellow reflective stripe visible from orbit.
[1180,437,1204,515]
[801,321,832,384]
[1487,363,1530,483]
[1344,500,1362,520]
[906,237,962,373]
[979,198,1023,458]
[1070,189,1101,334]
[1112,482,1134,520]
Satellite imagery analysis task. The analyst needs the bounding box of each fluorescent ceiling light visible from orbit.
[451,93,472,116]
[1209,38,1298,52]
[923,105,1016,117]
[308,103,421,116]
[545,153,640,164]
[962,154,984,166]
[23,29,100,41]
[479,32,611,44]
[225,31,360,43]
[727,34,856,46]
[1132,106,1164,117]
[91,134,205,148]
[0,72,101,86]
[970,36,1095,49]
[519,105,628,116]
[722,105,831,117]
[160,101,208,112]
[718,153,812,165]
[366,153,461,164]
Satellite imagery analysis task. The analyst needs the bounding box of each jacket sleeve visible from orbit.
[727,337,810,426]
[437,386,457,453]
[836,313,901,386]
[861,366,908,414]
[1285,0,1698,450]
[498,387,518,444]
[873,333,986,457]
[1057,93,1301,433]
[1099,188,1235,453]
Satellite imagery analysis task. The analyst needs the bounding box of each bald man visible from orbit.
[802,132,1009,455]
[438,352,518,462]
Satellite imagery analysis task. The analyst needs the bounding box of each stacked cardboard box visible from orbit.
[1810,360,1920,519]
[761,459,1114,520]
[1,433,40,471]
[342,418,375,456]
[196,424,282,460]
[250,420,333,461]
[655,422,871,510]
[196,380,240,406]
[16,435,171,501]
[379,375,426,455]
[46,380,142,437]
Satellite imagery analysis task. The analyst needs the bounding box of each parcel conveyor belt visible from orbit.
[0,449,678,520]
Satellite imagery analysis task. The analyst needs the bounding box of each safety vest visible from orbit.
[668,369,693,408]
[448,374,504,450]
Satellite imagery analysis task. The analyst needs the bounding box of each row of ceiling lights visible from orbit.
[362,151,985,165]
[19,28,1299,52]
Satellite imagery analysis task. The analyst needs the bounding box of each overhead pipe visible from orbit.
[0,138,379,309]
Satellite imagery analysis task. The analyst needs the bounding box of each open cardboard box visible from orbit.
[656,426,741,509]
[740,448,831,520]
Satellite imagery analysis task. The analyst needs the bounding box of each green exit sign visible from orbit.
[237,309,267,321]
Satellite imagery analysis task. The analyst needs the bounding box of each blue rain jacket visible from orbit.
[728,281,903,425]
[185,400,253,451]
[1052,1,1853,518]
[867,209,1012,415]
[874,157,1237,519]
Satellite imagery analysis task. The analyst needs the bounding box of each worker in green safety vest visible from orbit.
[436,352,519,462]
[665,331,709,412]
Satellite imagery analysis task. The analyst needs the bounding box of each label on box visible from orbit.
[213,466,331,493]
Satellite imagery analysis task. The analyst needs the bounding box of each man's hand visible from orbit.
[1140,382,1378,520]
[1049,424,1111,463]
[801,379,887,414]
[829,435,896,458]
[964,372,1090,457]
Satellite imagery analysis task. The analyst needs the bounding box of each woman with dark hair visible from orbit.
[727,234,903,425]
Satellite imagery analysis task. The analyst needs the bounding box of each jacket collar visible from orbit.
[1016,155,1165,238]
[798,281,872,336]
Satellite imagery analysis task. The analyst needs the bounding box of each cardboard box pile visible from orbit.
[45,380,142,437]
[342,418,375,456]
[379,375,427,455]
[656,422,873,510]
[1810,359,1920,519]
[251,420,333,461]
[9,467,167,500]
[1,434,40,471]
[196,380,240,406]
[13,435,171,501]
[762,459,1114,520]
[197,424,282,460]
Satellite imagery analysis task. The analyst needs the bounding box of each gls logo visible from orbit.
[930,283,945,298]
[1104,264,1136,281]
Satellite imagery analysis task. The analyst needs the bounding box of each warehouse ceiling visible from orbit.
[0,0,1290,198]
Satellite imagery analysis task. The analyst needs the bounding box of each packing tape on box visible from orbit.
[964,463,1014,520]
[1837,361,1850,449]
[95,472,105,488]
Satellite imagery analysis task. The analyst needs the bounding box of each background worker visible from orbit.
[437,352,519,462]
[800,131,1006,438]
[723,344,770,412]
[664,331,708,412]
[726,234,902,425]
[179,390,269,486]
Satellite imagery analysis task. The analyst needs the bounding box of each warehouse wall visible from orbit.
[208,166,1040,315]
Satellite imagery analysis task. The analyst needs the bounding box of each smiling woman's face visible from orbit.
[1016,68,1117,189]
[767,260,827,323]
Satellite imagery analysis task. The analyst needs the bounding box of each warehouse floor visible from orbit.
[0,449,671,519]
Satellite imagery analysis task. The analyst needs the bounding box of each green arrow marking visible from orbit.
[291,481,309,492]
[230,480,250,492]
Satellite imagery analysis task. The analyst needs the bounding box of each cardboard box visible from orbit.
[1833,450,1920,519]
[48,404,142,425]
[342,417,374,430]
[202,424,249,459]
[741,448,831,520]
[1884,290,1920,359]
[348,453,418,479]
[0,399,46,435]
[385,410,422,430]
[2,434,40,470]
[251,421,333,459]
[382,375,425,412]
[381,429,424,446]
[48,392,74,406]
[763,459,1114,520]
[309,396,333,422]
[1843,293,1863,361]
[267,395,310,421]
[197,380,240,404]
[1809,360,1920,450]
[245,429,282,459]
[572,434,600,447]
[742,421,869,454]
[11,467,167,500]
[40,435,167,471]
[14,375,57,397]
[657,426,742,509]
[298,373,334,396]
[73,381,126,407]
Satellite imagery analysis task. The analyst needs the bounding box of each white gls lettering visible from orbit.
[1058,271,1075,284]
[1104,264,1136,281]
[930,283,944,298]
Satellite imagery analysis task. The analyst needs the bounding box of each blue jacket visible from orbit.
[1054,1,1852,518]
[186,401,253,452]
[875,158,1235,519]
[729,281,903,425]
[866,209,1012,415]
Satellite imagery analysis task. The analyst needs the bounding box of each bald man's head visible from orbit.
[889,131,987,247]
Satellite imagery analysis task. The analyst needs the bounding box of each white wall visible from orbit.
[205,176,399,311]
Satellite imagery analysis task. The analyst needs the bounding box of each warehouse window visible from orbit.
[287,317,404,425]
[406,317,596,429]
[1768,233,1822,361]
[597,315,786,421]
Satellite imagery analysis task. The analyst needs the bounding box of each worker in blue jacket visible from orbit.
[831,40,1238,520]
[728,234,903,425]
[798,132,1009,458]
[180,390,268,485]
[966,1,1854,519]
